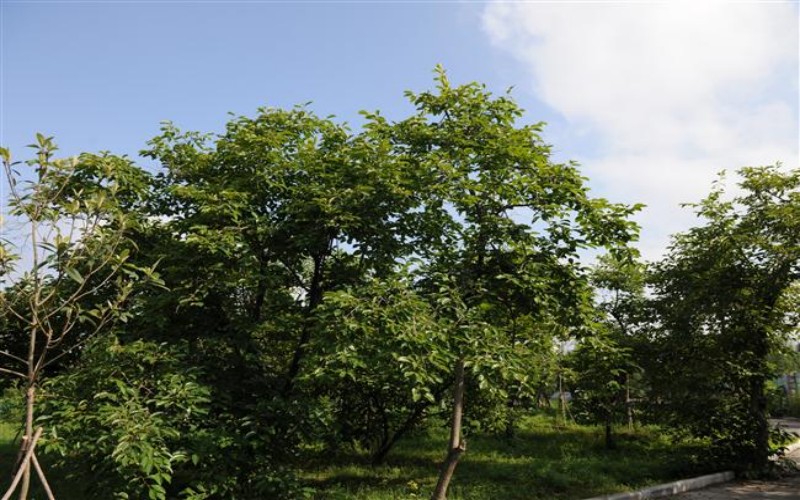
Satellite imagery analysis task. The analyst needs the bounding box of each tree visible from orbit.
[142,106,422,396]
[589,254,647,429]
[392,68,641,499]
[567,332,637,449]
[650,166,800,471]
[310,273,454,464]
[136,105,428,494]
[0,137,159,499]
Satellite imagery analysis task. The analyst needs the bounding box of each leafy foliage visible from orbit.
[5,71,795,499]
[38,338,210,500]
[568,333,638,449]
[1,136,162,499]
[648,166,800,471]
[311,275,453,462]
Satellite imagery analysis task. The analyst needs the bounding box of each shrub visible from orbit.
[38,337,211,500]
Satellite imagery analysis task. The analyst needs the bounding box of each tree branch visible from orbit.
[0,366,26,379]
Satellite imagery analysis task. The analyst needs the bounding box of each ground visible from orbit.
[676,418,800,500]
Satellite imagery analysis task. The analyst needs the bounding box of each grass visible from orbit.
[0,417,85,500]
[0,419,20,479]
[0,412,709,499]
[301,413,710,499]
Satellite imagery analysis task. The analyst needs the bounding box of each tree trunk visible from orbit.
[625,373,634,430]
[504,394,517,440]
[431,359,466,500]
[750,375,769,470]
[604,411,616,450]
[3,427,43,500]
[558,374,568,426]
[372,403,428,465]
[537,386,551,409]
[749,324,771,471]
[18,317,38,500]
[17,385,35,500]
[283,254,325,396]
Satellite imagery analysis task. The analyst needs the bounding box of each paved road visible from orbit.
[677,419,800,499]
[675,472,800,499]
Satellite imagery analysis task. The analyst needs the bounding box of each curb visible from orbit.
[582,471,735,500]
[783,439,800,456]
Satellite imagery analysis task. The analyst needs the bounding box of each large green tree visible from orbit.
[650,166,800,471]
[12,71,645,499]
[391,68,641,499]
[142,106,422,393]
[136,105,430,496]
[584,254,648,432]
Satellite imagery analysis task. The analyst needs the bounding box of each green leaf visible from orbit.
[65,266,85,284]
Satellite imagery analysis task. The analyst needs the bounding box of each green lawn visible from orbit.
[301,414,710,499]
[0,413,710,499]
[0,420,20,476]
[0,420,85,500]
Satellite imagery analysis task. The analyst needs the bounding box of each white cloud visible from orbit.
[483,1,799,260]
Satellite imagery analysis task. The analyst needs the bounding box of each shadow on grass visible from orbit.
[302,415,710,500]
[0,422,88,500]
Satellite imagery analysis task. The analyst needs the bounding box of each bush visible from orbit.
[785,393,800,418]
[38,337,211,500]
[0,387,22,423]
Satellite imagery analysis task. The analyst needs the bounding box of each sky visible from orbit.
[2,0,798,261]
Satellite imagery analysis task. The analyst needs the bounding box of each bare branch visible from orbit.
[278,256,311,292]
[41,314,112,370]
[2,160,23,205]
[0,350,26,366]
[0,366,26,379]
[39,234,127,323]
[0,301,32,324]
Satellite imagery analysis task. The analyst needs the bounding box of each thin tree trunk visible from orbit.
[505,320,518,439]
[750,323,771,471]
[625,373,634,430]
[250,251,271,323]
[283,254,325,396]
[372,381,451,465]
[558,374,567,426]
[605,411,616,450]
[505,393,517,440]
[431,359,466,500]
[751,375,769,469]
[19,331,37,500]
[372,403,428,465]
[29,454,55,500]
[18,385,35,500]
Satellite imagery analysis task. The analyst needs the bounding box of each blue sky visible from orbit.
[2,2,555,158]
[2,1,798,259]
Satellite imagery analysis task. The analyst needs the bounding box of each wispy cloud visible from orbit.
[483,1,799,259]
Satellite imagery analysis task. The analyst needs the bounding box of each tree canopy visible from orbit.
[1,70,798,499]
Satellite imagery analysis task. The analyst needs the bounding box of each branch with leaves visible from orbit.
[0,137,162,500]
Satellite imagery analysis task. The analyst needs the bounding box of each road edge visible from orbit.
[583,439,800,500]
[582,471,736,500]
[783,439,800,455]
